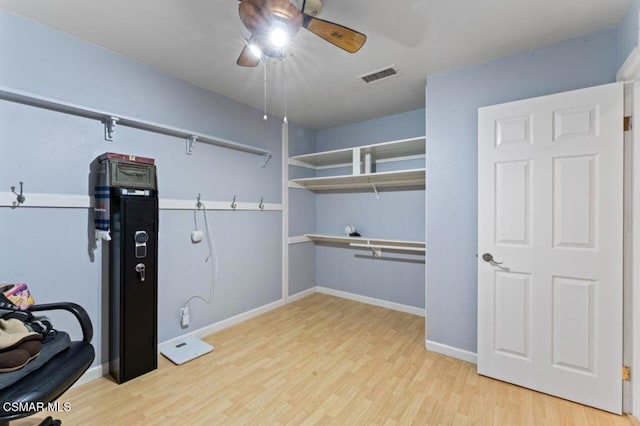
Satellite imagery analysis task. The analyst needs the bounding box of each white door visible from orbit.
[477,83,624,413]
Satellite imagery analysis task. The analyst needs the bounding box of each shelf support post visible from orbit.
[352,147,361,175]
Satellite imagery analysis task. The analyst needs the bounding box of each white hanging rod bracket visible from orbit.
[104,116,119,141]
[186,135,197,155]
[372,185,379,199]
[261,153,272,168]
[361,240,381,257]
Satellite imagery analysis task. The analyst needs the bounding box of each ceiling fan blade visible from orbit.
[302,15,367,53]
[237,45,260,67]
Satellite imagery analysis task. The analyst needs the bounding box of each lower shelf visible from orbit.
[289,168,425,191]
[298,234,426,254]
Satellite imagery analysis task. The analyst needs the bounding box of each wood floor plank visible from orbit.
[10,293,637,425]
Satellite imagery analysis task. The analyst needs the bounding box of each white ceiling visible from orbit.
[0,0,630,129]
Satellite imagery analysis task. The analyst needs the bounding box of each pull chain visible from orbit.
[283,68,288,124]
[263,61,268,121]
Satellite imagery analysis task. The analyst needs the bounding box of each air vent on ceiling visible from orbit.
[359,66,399,84]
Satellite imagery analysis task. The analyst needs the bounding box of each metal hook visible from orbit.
[259,197,264,210]
[11,182,25,206]
[231,195,237,210]
[196,193,202,209]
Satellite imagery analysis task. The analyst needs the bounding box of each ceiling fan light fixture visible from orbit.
[247,41,263,60]
[268,20,289,50]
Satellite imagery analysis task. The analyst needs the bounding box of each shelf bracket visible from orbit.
[261,153,272,168]
[104,116,119,141]
[372,185,380,199]
[366,241,383,258]
[186,135,197,155]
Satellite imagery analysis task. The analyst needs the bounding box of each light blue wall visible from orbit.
[0,9,286,367]
[426,27,619,353]
[619,0,640,68]
[314,110,426,308]
[316,109,426,149]
[289,243,315,296]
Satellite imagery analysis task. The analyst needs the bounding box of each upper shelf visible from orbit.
[289,136,425,169]
[290,168,425,191]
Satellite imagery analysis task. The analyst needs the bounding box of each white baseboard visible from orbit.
[74,362,108,387]
[287,287,317,302]
[316,286,424,317]
[426,339,477,364]
[158,298,286,352]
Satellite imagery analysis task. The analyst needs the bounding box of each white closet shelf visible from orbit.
[305,234,425,252]
[289,136,425,169]
[290,168,425,191]
[0,85,271,159]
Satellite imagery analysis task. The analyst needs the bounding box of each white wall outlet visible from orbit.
[180,307,190,327]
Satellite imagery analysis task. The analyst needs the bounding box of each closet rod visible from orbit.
[0,85,272,160]
[349,243,426,253]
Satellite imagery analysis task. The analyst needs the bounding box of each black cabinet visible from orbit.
[100,156,159,384]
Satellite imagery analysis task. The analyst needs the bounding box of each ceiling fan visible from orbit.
[236,0,367,67]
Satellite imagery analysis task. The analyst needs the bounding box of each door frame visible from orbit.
[617,41,640,416]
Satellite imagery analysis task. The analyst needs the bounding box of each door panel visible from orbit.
[551,276,595,373]
[553,105,599,142]
[496,115,533,146]
[478,82,623,413]
[495,161,531,245]
[494,271,531,359]
[552,155,597,249]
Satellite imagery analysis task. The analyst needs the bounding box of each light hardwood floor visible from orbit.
[15,293,639,425]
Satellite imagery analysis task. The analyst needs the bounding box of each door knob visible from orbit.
[482,253,504,265]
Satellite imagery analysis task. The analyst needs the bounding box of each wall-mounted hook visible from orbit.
[196,193,202,209]
[231,195,237,210]
[10,182,25,206]
[258,197,264,210]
